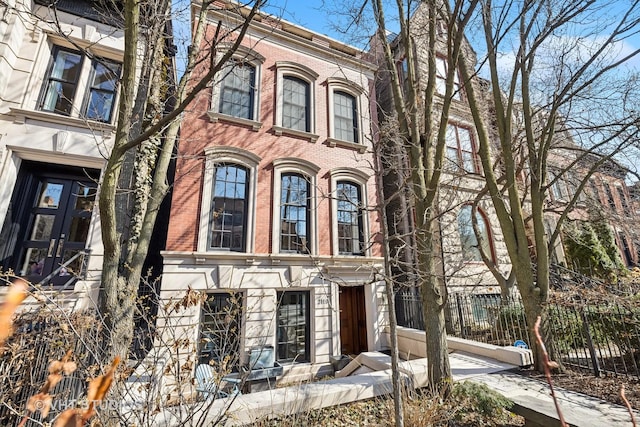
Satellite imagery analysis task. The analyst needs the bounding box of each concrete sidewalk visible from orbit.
[152,350,639,426]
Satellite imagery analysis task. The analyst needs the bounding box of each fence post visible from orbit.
[456,293,466,339]
[581,309,601,377]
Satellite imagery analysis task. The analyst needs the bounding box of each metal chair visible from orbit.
[195,363,242,400]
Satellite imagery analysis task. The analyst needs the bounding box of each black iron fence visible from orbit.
[395,288,640,378]
[0,314,100,426]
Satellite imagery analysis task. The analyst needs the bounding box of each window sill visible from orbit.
[327,137,366,154]
[272,126,319,142]
[10,108,116,132]
[207,111,262,131]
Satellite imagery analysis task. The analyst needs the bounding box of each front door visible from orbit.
[339,285,368,355]
[0,162,99,285]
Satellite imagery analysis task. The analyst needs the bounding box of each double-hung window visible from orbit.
[209,163,249,252]
[40,46,121,122]
[274,62,318,141]
[199,147,259,253]
[282,76,310,132]
[445,123,478,173]
[276,291,310,363]
[458,205,494,262]
[208,46,264,129]
[333,91,358,143]
[219,61,256,120]
[279,173,311,254]
[337,181,365,255]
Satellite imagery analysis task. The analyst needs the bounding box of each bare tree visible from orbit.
[370,0,481,391]
[458,0,640,368]
[96,0,267,360]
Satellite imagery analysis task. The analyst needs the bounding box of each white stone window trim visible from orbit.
[329,167,371,257]
[208,44,265,131]
[198,146,261,253]
[30,38,122,125]
[326,78,366,154]
[271,158,320,255]
[273,61,319,142]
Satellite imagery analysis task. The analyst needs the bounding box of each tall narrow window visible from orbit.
[337,182,364,255]
[277,291,310,363]
[280,173,311,253]
[603,183,617,210]
[435,56,461,100]
[198,293,243,367]
[458,205,494,262]
[616,186,629,211]
[84,60,121,122]
[41,48,83,115]
[333,91,358,143]
[445,123,478,173]
[219,62,256,120]
[282,76,310,132]
[209,164,248,251]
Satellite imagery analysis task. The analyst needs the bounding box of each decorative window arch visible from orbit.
[273,61,319,141]
[329,167,371,256]
[272,158,320,254]
[327,78,366,153]
[457,204,495,262]
[208,45,265,131]
[199,147,261,253]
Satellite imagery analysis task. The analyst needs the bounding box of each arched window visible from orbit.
[209,163,249,252]
[333,91,358,143]
[458,205,494,262]
[282,76,310,132]
[336,181,364,255]
[280,173,311,254]
[218,61,256,120]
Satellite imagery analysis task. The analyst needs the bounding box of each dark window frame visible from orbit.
[208,163,249,252]
[279,173,311,254]
[39,46,84,116]
[82,58,121,122]
[218,61,257,120]
[276,291,310,364]
[336,181,365,255]
[198,292,243,369]
[39,46,121,122]
[333,90,359,143]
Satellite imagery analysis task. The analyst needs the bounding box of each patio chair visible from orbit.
[195,363,242,400]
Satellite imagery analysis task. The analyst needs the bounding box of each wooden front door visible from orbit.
[339,285,368,355]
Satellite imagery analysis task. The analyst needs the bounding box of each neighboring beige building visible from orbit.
[373,3,512,300]
[0,0,125,306]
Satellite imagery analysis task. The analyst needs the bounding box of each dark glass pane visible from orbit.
[280,174,310,253]
[21,248,48,276]
[210,164,248,251]
[334,91,357,143]
[68,217,90,242]
[337,182,364,255]
[29,214,55,241]
[199,293,243,367]
[282,76,309,132]
[219,63,255,120]
[277,291,309,363]
[74,183,96,211]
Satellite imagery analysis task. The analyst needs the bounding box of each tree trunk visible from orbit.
[417,209,451,390]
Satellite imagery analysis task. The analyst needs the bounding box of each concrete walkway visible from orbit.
[470,370,640,427]
[152,349,639,426]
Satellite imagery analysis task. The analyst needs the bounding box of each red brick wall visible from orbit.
[166,24,382,257]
